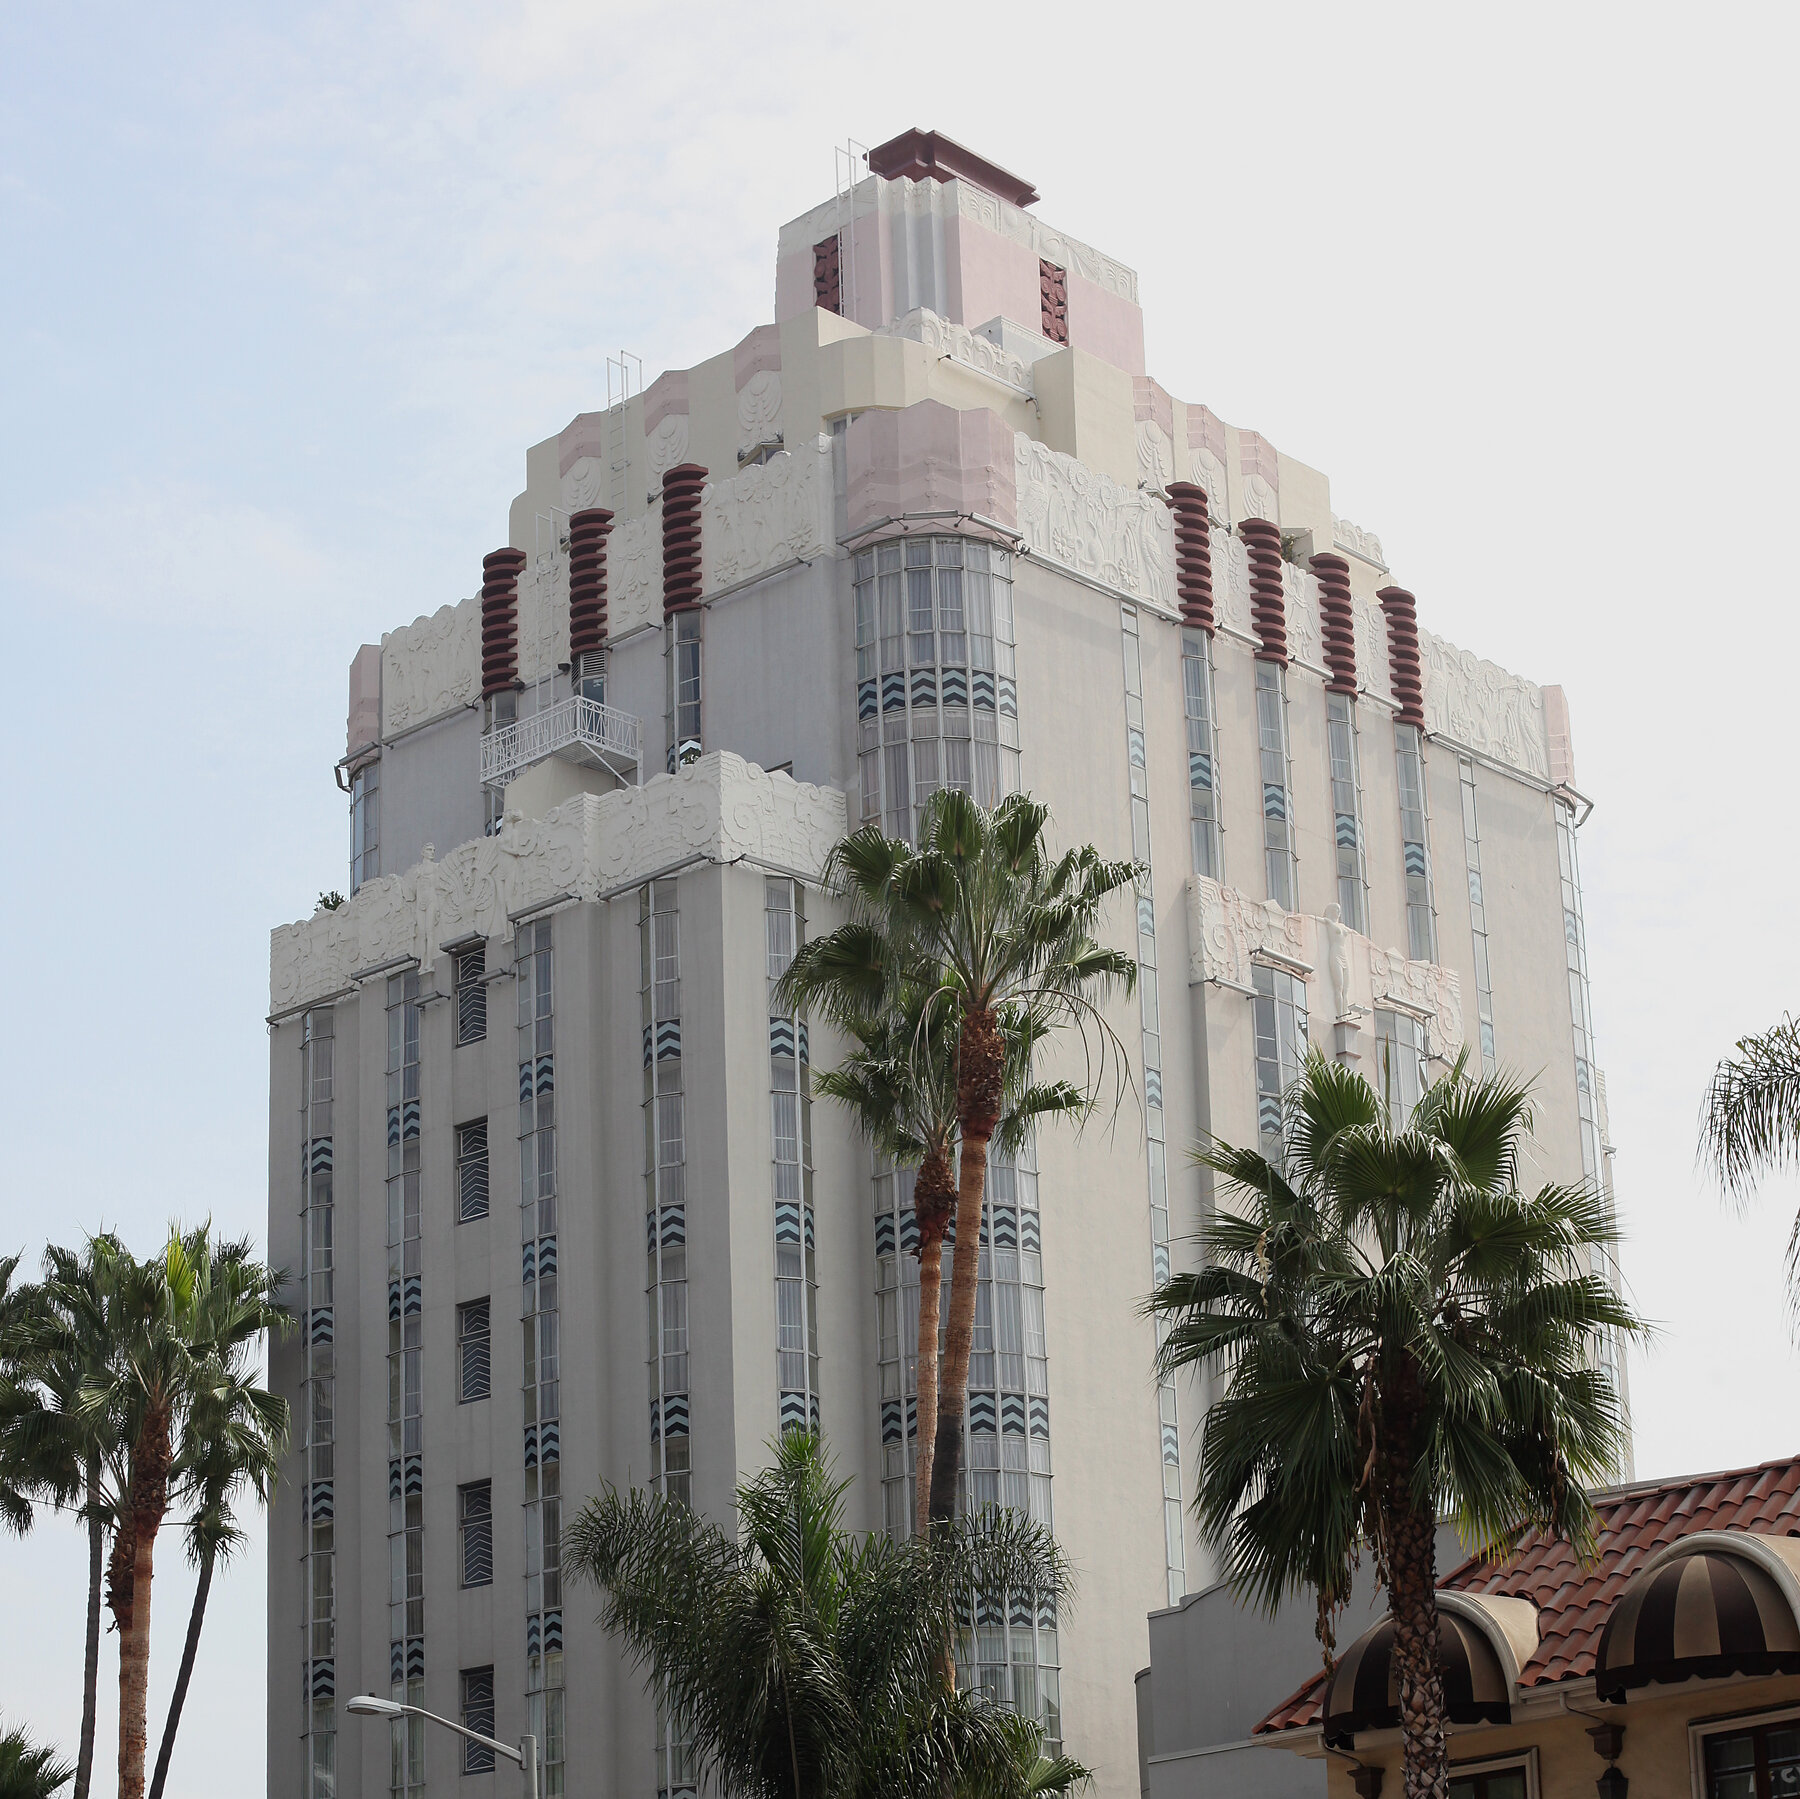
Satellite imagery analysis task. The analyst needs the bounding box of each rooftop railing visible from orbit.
[480,694,642,788]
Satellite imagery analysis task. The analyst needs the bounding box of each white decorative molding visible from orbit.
[736,370,784,455]
[382,597,480,739]
[271,753,848,1013]
[1419,627,1549,780]
[1217,532,1252,636]
[1353,595,1392,704]
[1189,445,1231,525]
[700,436,834,592]
[1241,472,1278,523]
[879,307,1036,394]
[1332,514,1386,569]
[517,543,569,689]
[953,183,1139,303]
[562,456,605,513]
[1368,943,1464,1059]
[609,513,663,638]
[1014,434,1175,611]
[1136,421,1173,490]
[644,414,690,482]
[1186,876,1308,988]
[1284,562,1323,672]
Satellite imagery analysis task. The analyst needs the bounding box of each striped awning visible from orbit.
[1322,1610,1511,1747]
[1596,1549,1800,1701]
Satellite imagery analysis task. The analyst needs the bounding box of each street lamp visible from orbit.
[345,1694,538,1799]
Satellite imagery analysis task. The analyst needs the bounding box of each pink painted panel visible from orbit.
[643,370,690,435]
[1065,273,1145,375]
[558,411,607,478]
[945,214,1041,332]
[844,401,1019,536]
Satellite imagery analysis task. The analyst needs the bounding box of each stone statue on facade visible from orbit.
[1322,902,1357,1022]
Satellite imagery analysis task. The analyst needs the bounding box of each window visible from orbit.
[350,759,379,893]
[1252,964,1309,1157]
[1326,692,1368,933]
[1181,628,1221,879]
[517,920,555,1241]
[1459,758,1496,1067]
[458,1300,491,1403]
[1448,1767,1527,1799]
[767,878,818,1431]
[575,645,606,706]
[460,1666,496,1773]
[666,612,702,770]
[1375,1009,1427,1127]
[457,1120,489,1224]
[1703,1718,1800,1798]
[456,945,487,1045]
[1255,662,1296,911]
[458,1482,492,1588]
[1395,722,1437,962]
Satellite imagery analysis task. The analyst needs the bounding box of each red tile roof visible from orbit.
[1254,1454,1800,1735]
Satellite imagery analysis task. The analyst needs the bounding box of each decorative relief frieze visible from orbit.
[700,436,833,591]
[1217,532,1253,636]
[1284,562,1323,672]
[645,414,690,483]
[1136,421,1173,491]
[1418,627,1549,780]
[1353,595,1392,704]
[517,542,569,689]
[1332,515,1386,568]
[609,513,663,638]
[562,456,605,513]
[879,308,1036,393]
[1187,875,1464,1057]
[736,370,783,455]
[1014,434,1176,611]
[382,597,480,739]
[953,183,1139,302]
[271,753,847,1012]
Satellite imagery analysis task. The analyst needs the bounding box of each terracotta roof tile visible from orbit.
[1254,1453,1800,1735]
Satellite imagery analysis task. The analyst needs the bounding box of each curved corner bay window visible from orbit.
[666,614,702,771]
[1255,662,1296,911]
[854,537,1018,841]
[1252,964,1308,1158]
[1394,723,1437,963]
[1325,693,1368,933]
[350,759,379,893]
[1181,628,1221,878]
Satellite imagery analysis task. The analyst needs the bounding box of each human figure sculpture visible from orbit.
[413,844,443,974]
[1322,902,1356,1021]
[493,809,529,941]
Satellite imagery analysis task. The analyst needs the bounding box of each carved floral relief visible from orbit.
[382,597,480,739]
[1418,627,1549,780]
[700,437,833,592]
[1013,435,1176,612]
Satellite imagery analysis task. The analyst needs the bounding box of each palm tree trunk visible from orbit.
[117,1403,172,1799]
[1380,1374,1448,1799]
[913,1229,944,1540]
[148,1546,213,1799]
[74,1459,103,1799]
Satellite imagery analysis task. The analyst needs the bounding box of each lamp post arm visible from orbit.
[393,1702,522,1767]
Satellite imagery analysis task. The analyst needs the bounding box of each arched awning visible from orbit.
[1322,1608,1512,1748]
[1596,1540,1800,1701]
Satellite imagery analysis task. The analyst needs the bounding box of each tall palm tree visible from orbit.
[778,790,1136,1524]
[0,1715,75,1799]
[1701,1015,1800,1319]
[812,979,1083,1536]
[84,1228,289,1799]
[147,1354,289,1799]
[1148,1054,1642,1799]
[566,1429,1074,1799]
[0,1241,127,1799]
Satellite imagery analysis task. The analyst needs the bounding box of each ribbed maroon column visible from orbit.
[1241,517,1287,665]
[1378,586,1425,727]
[661,464,706,615]
[1311,552,1356,695]
[480,547,526,697]
[567,507,615,661]
[1165,481,1214,632]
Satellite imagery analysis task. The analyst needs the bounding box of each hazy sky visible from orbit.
[3,2,1796,1791]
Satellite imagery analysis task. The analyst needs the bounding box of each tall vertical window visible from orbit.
[457,1299,491,1402]
[1325,693,1368,933]
[350,759,379,893]
[1181,628,1222,879]
[300,1006,336,1799]
[1395,723,1437,963]
[1255,662,1296,910]
[666,613,703,770]
[1458,758,1496,1068]
[456,944,487,1045]
[1374,1009,1427,1126]
[1252,964,1309,1158]
[766,878,819,1432]
[642,879,691,1508]
[458,1482,492,1588]
[457,1120,489,1224]
[853,538,1018,841]
[460,1667,496,1773]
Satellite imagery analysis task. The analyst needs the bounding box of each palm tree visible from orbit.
[0,1716,74,1799]
[566,1429,1073,1799]
[1148,1054,1642,1799]
[0,1241,127,1799]
[1701,1015,1800,1318]
[147,1354,289,1799]
[812,978,1083,1536]
[84,1228,289,1799]
[777,790,1136,1524]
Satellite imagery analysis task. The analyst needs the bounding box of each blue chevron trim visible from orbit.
[540,1421,560,1462]
[1037,1590,1058,1626]
[662,1395,689,1436]
[655,1020,682,1061]
[898,1208,919,1255]
[971,669,997,710]
[405,1640,425,1679]
[1010,1591,1033,1627]
[535,1055,555,1096]
[1404,842,1429,876]
[968,1392,997,1433]
[1258,1094,1283,1138]
[1188,750,1213,788]
[910,667,936,707]
[401,1098,420,1141]
[1162,1422,1181,1464]
[1000,1393,1027,1435]
[774,1202,802,1244]
[524,1424,538,1467]
[976,1590,1002,1626]
[881,1398,904,1444]
[857,678,877,721]
[387,1278,402,1322]
[543,1610,562,1652]
[779,1391,809,1432]
[386,1107,400,1148]
[538,1237,558,1275]
[389,1640,404,1683]
[310,1658,335,1700]
[310,1481,335,1521]
[1262,783,1288,821]
[526,1614,541,1657]
[769,1016,796,1059]
[520,1061,536,1100]
[642,1022,653,1067]
[404,1456,422,1496]
[798,1020,809,1065]
[1336,812,1361,849]
[1153,1242,1171,1285]
[310,1307,333,1345]
[803,1207,815,1250]
[881,670,906,711]
[523,1239,537,1281]
[659,1205,686,1248]
[1028,1396,1050,1438]
[647,1398,660,1442]
[999,675,1017,718]
[1128,725,1146,768]
[1138,892,1156,936]
[309,1137,333,1175]
[875,1213,895,1258]
[402,1275,422,1316]
[1146,1065,1164,1109]
[940,667,968,706]
[991,1207,1018,1249]
[387,1460,402,1502]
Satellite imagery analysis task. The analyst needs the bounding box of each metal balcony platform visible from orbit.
[480,695,642,789]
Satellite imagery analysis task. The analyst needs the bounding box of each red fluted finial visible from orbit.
[1165,482,1214,633]
[661,464,707,615]
[480,547,526,697]
[1311,553,1356,695]
[568,508,615,660]
[1378,585,1425,727]
[1241,518,1287,665]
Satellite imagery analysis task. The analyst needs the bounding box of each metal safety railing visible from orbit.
[480,695,642,788]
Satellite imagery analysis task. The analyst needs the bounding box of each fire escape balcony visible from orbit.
[480,694,643,789]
